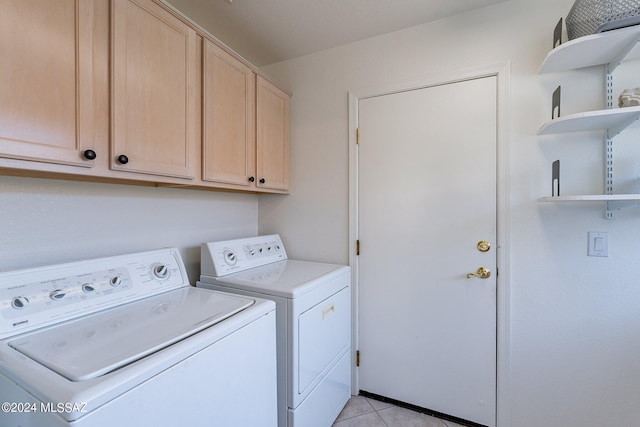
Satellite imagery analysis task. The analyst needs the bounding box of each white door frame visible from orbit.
[348,62,511,427]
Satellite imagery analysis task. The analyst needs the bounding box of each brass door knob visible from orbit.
[477,240,491,252]
[466,267,491,279]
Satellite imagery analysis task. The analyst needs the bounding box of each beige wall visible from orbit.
[0,176,258,282]
[259,0,640,425]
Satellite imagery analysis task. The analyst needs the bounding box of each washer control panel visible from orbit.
[201,234,287,277]
[0,248,188,339]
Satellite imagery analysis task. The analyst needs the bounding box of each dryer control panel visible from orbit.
[0,248,188,339]
[201,235,287,277]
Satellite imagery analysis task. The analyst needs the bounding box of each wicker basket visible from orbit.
[566,0,640,40]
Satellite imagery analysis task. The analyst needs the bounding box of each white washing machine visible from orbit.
[0,248,277,427]
[197,235,351,427]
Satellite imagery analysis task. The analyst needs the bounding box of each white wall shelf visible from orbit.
[538,23,640,218]
[539,25,640,73]
[539,194,640,213]
[539,194,640,202]
[538,105,640,135]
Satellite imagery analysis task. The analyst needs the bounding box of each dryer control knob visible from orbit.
[110,275,123,287]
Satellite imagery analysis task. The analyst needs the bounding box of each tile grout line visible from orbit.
[375,406,391,427]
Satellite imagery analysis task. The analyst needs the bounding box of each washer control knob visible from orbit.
[110,275,122,287]
[11,296,29,310]
[50,289,66,301]
[82,284,96,293]
[153,264,169,279]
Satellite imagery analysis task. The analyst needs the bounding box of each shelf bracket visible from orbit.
[607,198,640,212]
[604,63,614,219]
[603,124,616,218]
[608,112,640,137]
[605,63,614,109]
[604,134,614,219]
[602,57,640,218]
[607,36,640,72]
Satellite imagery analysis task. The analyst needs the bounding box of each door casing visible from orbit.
[348,62,511,427]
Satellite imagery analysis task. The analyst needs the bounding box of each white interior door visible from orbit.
[357,75,497,426]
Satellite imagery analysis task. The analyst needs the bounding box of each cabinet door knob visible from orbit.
[117,154,129,165]
[83,149,97,160]
[248,176,255,182]
[259,178,266,184]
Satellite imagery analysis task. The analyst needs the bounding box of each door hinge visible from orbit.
[356,128,360,145]
[356,240,360,256]
[356,350,360,367]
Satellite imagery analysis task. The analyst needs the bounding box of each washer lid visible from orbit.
[8,287,253,381]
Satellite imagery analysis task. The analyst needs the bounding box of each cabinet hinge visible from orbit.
[356,240,360,256]
[356,128,360,145]
[356,350,360,367]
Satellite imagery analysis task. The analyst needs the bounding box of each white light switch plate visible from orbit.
[588,231,608,257]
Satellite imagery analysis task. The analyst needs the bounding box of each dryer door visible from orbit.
[298,286,350,395]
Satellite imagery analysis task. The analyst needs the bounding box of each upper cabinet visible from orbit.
[202,45,291,193]
[0,0,96,168]
[111,0,198,179]
[0,0,290,194]
[202,39,256,188]
[256,76,291,193]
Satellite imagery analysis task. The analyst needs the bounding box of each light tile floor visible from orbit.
[333,396,467,427]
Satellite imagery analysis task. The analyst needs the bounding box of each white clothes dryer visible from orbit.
[0,248,277,427]
[197,235,351,427]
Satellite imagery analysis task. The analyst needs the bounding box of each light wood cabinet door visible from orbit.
[256,76,291,192]
[0,0,96,167]
[111,0,197,179]
[202,40,256,187]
